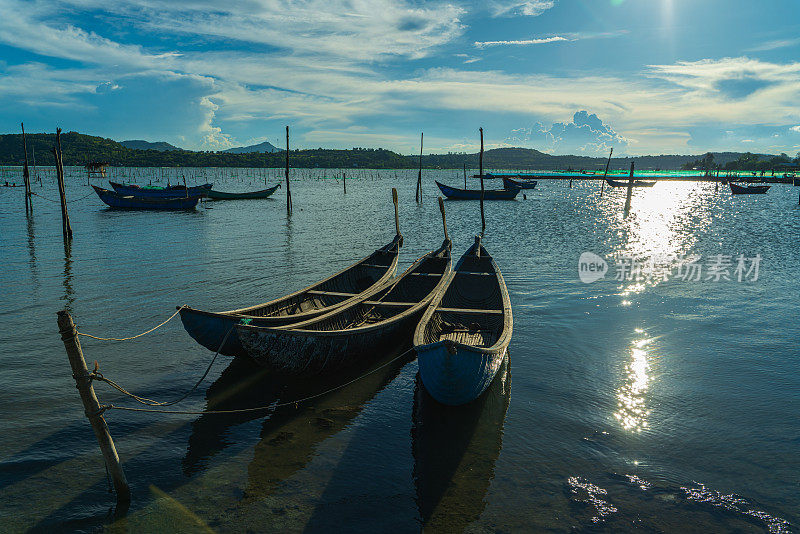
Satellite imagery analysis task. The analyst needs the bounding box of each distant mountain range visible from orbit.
[120,140,182,151]
[0,131,790,171]
[222,140,282,153]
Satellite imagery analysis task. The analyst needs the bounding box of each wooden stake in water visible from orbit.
[463,163,467,189]
[57,310,130,505]
[21,123,32,214]
[416,133,423,203]
[438,196,449,243]
[624,161,635,217]
[343,172,346,194]
[600,147,613,198]
[479,127,486,236]
[285,126,292,216]
[392,187,400,237]
[52,129,73,239]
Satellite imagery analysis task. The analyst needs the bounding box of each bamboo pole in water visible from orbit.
[600,147,612,198]
[416,133,423,203]
[57,310,130,506]
[52,129,73,239]
[479,127,485,236]
[21,123,32,214]
[624,161,635,217]
[285,126,292,216]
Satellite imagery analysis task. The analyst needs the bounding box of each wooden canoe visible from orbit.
[92,185,201,210]
[435,181,520,200]
[207,183,280,200]
[236,239,453,373]
[109,181,212,198]
[502,176,537,190]
[729,182,770,194]
[413,236,513,406]
[179,234,402,357]
[605,178,656,188]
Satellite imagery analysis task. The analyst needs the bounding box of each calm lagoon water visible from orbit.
[1,168,798,533]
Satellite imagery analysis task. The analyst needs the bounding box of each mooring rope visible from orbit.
[30,190,96,203]
[77,306,187,341]
[97,346,415,416]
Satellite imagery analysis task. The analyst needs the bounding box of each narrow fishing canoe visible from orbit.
[436,181,520,201]
[92,185,201,210]
[109,181,212,198]
[237,238,453,374]
[730,182,770,194]
[605,178,656,188]
[502,176,537,190]
[179,234,402,357]
[207,183,280,200]
[414,236,513,406]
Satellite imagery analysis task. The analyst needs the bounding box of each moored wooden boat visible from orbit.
[207,183,280,200]
[729,182,770,194]
[109,181,212,198]
[237,237,452,373]
[502,176,537,190]
[237,198,455,373]
[413,236,513,406]
[92,185,201,210]
[179,189,405,357]
[605,178,656,188]
[436,181,520,200]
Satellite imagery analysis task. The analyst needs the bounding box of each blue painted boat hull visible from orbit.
[109,181,212,198]
[435,181,519,200]
[417,342,507,406]
[179,308,248,356]
[92,186,200,210]
[502,176,537,190]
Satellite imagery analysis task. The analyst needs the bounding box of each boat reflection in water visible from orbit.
[412,355,510,531]
[183,347,414,497]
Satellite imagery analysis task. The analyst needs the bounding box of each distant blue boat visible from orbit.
[413,236,513,406]
[502,176,537,190]
[109,181,212,198]
[92,185,201,210]
[435,181,520,200]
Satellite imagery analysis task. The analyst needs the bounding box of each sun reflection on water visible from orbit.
[614,337,653,432]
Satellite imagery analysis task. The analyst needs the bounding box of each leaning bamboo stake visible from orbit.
[52,129,73,239]
[57,310,130,505]
[600,147,612,198]
[416,133,423,203]
[392,187,400,237]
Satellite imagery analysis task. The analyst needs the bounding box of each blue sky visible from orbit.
[1,0,799,155]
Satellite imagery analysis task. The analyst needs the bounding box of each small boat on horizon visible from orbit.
[502,176,537,190]
[92,185,201,210]
[109,181,212,198]
[729,182,770,195]
[206,183,281,200]
[605,177,656,188]
[436,180,520,200]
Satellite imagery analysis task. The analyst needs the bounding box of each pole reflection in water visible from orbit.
[26,212,38,285]
[412,354,510,531]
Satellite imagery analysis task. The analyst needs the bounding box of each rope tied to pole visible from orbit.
[98,346,415,417]
[77,306,187,341]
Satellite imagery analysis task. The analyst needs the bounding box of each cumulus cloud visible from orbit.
[533,111,629,155]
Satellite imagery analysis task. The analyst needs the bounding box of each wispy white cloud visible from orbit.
[474,30,627,48]
[490,0,555,17]
[746,38,800,52]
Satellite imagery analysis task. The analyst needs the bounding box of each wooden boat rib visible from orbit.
[109,181,212,198]
[413,236,513,406]
[237,238,453,374]
[605,178,656,188]
[436,181,520,201]
[729,182,770,194]
[502,176,537,190]
[207,183,280,200]
[179,234,402,357]
[92,185,201,210]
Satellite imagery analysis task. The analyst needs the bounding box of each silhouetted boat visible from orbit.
[180,190,405,356]
[179,235,401,357]
[237,238,452,373]
[502,176,537,190]
[436,181,520,200]
[412,356,510,531]
[92,185,201,210]
[729,182,770,194]
[207,183,280,200]
[414,236,513,406]
[605,178,656,188]
[109,180,212,198]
